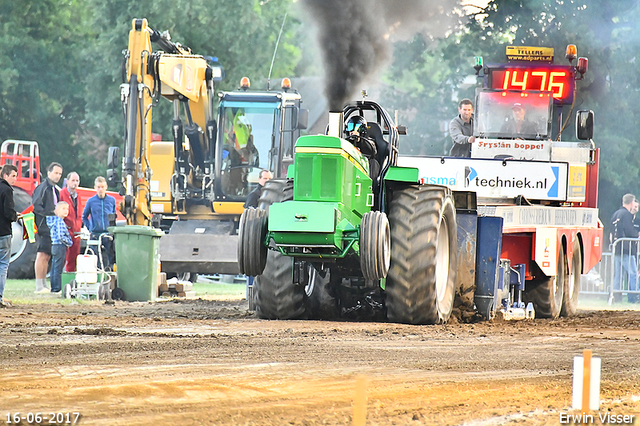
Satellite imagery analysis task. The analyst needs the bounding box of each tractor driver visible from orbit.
[344,115,379,177]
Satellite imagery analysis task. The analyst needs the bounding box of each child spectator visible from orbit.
[46,201,73,294]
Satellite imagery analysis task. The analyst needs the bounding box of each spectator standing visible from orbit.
[449,99,476,158]
[82,177,116,268]
[610,193,640,303]
[244,170,272,208]
[46,202,73,294]
[60,172,82,272]
[32,162,63,293]
[0,164,18,307]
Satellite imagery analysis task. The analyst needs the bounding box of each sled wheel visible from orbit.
[525,249,566,319]
[561,239,582,317]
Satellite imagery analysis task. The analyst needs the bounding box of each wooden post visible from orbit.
[353,376,367,426]
[582,349,592,418]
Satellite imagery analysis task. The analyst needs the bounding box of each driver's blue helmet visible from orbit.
[344,115,367,137]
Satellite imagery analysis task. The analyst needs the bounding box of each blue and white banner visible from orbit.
[397,156,568,201]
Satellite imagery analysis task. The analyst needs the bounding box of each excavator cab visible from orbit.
[214,82,307,204]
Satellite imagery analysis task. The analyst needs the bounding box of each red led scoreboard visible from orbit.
[487,65,576,105]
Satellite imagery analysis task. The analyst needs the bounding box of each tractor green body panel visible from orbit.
[384,166,420,183]
[267,135,374,257]
[269,201,336,233]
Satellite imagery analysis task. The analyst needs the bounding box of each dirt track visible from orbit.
[1,299,639,426]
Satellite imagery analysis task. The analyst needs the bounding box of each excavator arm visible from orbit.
[120,18,217,225]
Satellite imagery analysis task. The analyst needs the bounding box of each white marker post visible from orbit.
[572,349,601,411]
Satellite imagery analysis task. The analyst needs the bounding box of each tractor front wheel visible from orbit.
[237,208,267,277]
[360,211,391,281]
[385,185,457,324]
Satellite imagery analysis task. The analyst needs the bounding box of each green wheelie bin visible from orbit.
[109,225,163,302]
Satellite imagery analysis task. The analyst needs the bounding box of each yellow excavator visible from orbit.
[109,18,307,278]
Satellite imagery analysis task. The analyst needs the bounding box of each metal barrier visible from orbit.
[580,237,640,304]
[607,238,640,303]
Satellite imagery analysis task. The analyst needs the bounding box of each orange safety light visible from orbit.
[281,77,291,91]
[566,44,577,62]
[240,76,251,90]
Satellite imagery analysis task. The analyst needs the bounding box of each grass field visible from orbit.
[1,277,246,305]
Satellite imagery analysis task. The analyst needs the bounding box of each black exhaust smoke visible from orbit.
[300,0,459,110]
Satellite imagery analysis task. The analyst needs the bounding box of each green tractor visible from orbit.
[237,100,458,324]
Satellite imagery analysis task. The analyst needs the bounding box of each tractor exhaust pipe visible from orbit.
[328,111,344,138]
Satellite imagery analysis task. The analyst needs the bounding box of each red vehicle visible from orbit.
[398,45,602,320]
[1,140,123,278]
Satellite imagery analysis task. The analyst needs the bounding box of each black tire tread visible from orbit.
[525,251,566,319]
[385,185,457,324]
[253,178,305,320]
[238,208,267,276]
[561,239,581,317]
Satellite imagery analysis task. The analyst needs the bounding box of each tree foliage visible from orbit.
[0,0,88,174]
[0,0,300,185]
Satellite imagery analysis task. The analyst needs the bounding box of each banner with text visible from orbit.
[397,156,568,201]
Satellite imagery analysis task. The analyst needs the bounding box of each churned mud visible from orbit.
[1,299,639,425]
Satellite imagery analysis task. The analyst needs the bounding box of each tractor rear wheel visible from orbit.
[253,178,306,320]
[525,249,566,319]
[8,188,36,279]
[255,251,306,319]
[386,185,457,324]
[561,239,582,317]
[360,211,391,281]
[258,179,293,212]
[237,208,267,277]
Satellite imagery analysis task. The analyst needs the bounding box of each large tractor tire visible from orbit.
[525,249,566,319]
[8,188,36,279]
[360,211,391,281]
[305,266,339,320]
[385,185,457,324]
[237,208,267,277]
[253,178,306,319]
[255,248,306,319]
[561,239,582,317]
[258,178,293,212]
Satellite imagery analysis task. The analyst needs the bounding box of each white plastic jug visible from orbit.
[76,254,98,284]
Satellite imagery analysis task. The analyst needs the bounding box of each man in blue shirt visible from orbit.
[82,176,116,269]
